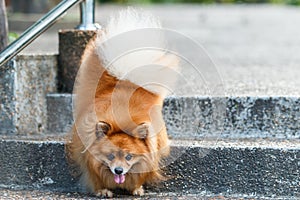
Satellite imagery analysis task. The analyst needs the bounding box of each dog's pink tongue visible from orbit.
[114,174,125,184]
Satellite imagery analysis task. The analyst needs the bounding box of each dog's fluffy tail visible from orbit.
[95,8,179,97]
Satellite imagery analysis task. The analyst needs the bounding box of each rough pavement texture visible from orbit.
[0,189,262,200]
[8,5,300,96]
[0,138,299,198]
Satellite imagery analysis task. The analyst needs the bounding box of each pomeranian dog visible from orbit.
[66,8,179,197]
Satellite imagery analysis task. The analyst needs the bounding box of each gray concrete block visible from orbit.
[0,55,57,135]
[46,93,73,134]
[164,96,300,139]
[223,97,300,138]
[58,30,96,93]
[45,94,300,139]
[0,138,299,198]
[0,61,16,134]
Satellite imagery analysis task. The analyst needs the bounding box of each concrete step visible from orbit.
[1,54,300,139]
[47,93,300,139]
[0,136,299,198]
[0,54,57,135]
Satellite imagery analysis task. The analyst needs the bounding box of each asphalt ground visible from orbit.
[7,4,300,96]
[0,188,276,200]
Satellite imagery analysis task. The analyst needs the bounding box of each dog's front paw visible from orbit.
[95,189,113,198]
[132,186,144,196]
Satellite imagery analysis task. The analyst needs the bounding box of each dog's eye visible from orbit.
[125,154,132,161]
[107,154,115,161]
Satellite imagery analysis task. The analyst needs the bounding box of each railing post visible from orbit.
[77,0,101,30]
[0,0,8,51]
[59,0,100,92]
[0,0,83,68]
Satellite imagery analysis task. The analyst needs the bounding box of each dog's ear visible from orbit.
[132,122,151,139]
[95,121,111,139]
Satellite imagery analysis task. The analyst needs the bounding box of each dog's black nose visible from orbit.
[114,167,123,175]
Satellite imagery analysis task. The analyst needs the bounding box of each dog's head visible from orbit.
[89,121,154,184]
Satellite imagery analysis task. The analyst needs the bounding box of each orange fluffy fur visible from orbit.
[66,36,171,197]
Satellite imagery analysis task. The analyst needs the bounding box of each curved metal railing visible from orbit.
[0,0,100,68]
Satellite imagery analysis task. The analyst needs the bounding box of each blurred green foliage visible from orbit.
[98,0,300,5]
[8,32,19,44]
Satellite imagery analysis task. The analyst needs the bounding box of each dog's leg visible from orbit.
[95,189,113,198]
[132,186,144,196]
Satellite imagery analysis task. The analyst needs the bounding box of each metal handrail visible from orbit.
[0,0,100,68]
